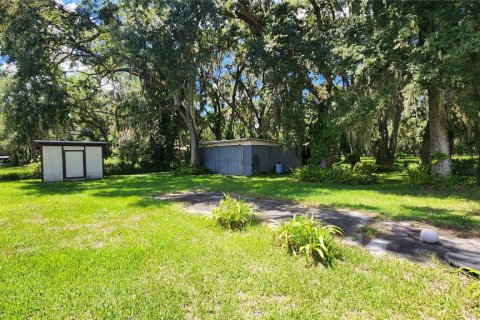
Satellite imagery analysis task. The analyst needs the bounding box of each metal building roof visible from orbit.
[34,140,107,146]
[199,138,280,147]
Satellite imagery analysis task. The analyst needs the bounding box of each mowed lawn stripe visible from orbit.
[0,175,478,318]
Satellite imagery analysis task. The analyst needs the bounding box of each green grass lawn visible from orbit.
[0,174,479,318]
[0,163,40,181]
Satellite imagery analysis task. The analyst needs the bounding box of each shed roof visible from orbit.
[200,138,280,147]
[34,140,107,147]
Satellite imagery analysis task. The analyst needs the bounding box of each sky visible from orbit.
[0,0,81,73]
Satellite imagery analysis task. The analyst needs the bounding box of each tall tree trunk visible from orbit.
[317,75,336,168]
[375,112,390,165]
[30,137,37,162]
[212,93,222,140]
[175,88,200,168]
[186,118,200,167]
[387,99,403,164]
[420,120,430,165]
[428,88,451,175]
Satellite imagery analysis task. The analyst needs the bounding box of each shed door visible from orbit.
[64,150,85,179]
[215,146,243,175]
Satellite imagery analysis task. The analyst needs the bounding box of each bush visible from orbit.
[344,153,360,168]
[404,165,466,192]
[207,194,258,231]
[353,163,377,175]
[404,165,431,185]
[452,158,478,176]
[104,160,171,176]
[295,165,376,185]
[274,215,343,267]
[354,162,403,174]
[104,161,136,176]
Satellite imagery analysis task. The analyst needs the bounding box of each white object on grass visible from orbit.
[420,229,439,244]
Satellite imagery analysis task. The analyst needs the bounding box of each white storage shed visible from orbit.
[35,140,107,182]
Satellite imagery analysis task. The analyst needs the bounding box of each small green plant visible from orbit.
[404,165,466,192]
[431,151,448,165]
[207,193,258,231]
[353,163,377,175]
[360,224,379,244]
[353,163,402,175]
[274,215,343,267]
[462,268,480,303]
[404,165,431,185]
[295,165,376,185]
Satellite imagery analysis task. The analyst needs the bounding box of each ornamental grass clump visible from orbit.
[274,215,344,267]
[462,268,480,304]
[208,193,258,231]
[295,165,376,185]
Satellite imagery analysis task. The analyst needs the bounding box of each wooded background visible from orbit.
[0,0,479,176]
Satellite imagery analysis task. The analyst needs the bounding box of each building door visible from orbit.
[215,146,243,175]
[64,150,86,179]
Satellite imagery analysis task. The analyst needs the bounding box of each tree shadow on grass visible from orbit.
[17,173,479,232]
[18,173,480,202]
[18,174,213,197]
[395,205,480,234]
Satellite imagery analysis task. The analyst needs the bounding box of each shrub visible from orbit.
[104,160,171,176]
[354,162,402,174]
[452,158,478,176]
[174,164,208,175]
[353,163,377,175]
[207,194,258,231]
[404,165,431,185]
[295,165,376,185]
[104,161,136,176]
[344,153,360,169]
[404,165,466,192]
[274,215,343,267]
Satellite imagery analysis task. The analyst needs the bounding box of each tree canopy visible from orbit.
[0,0,479,176]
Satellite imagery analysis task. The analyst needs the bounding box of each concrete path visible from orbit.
[155,191,480,269]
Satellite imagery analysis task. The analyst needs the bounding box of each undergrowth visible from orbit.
[273,215,344,267]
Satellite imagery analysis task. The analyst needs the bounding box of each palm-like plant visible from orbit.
[275,215,343,267]
[207,193,258,231]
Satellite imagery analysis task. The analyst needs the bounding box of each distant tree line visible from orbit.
[0,0,479,177]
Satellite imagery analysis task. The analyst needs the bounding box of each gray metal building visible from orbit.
[199,139,301,176]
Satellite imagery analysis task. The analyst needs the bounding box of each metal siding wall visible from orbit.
[218,146,243,175]
[200,147,216,172]
[242,145,252,176]
[251,145,301,174]
[251,145,277,173]
[200,144,301,176]
[201,146,243,175]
